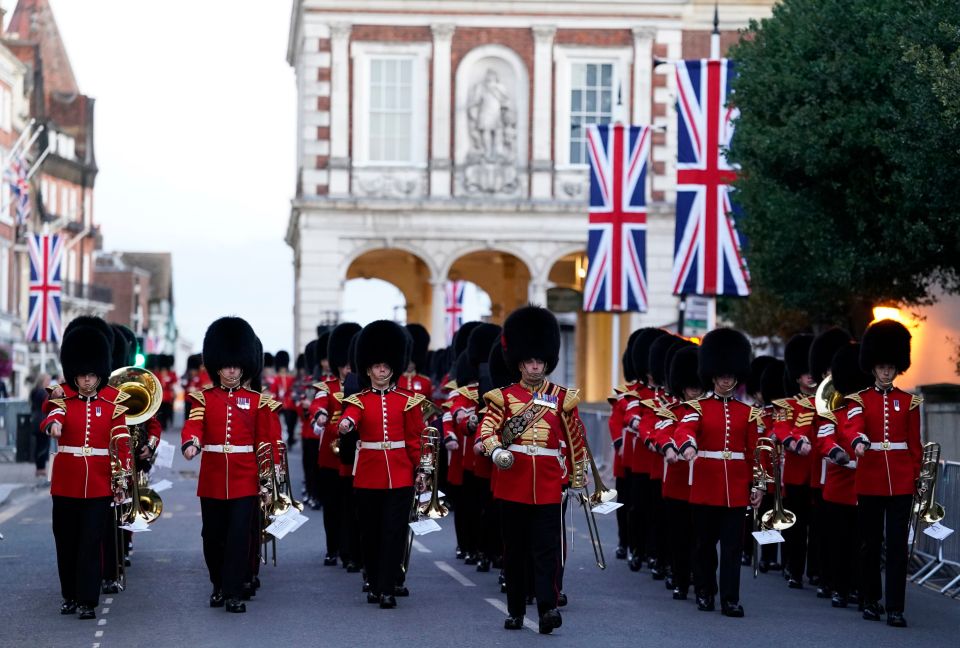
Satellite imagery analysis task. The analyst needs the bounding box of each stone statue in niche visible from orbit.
[465,68,518,195]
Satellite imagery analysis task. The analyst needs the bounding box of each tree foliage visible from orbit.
[727,0,960,335]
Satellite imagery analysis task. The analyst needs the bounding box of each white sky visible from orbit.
[43,0,490,356]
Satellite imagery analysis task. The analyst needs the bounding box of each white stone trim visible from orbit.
[531,25,557,199]
[430,24,456,197]
[329,22,352,195]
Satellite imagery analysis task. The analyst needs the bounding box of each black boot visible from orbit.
[323,554,338,566]
[504,616,523,630]
[886,612,907,628]
[366,592,380,604]
[379,594,397,609]
[721,601,744,617]
[831,592,848,608]
[60,600,77,615]
[209,589,225,608]
[240,582,254,600]
[101,580,120,594]
[394,585,410,597]
[538,609,562,635]
[345,561,360,573]
[225,598,246,613]
[696,593,715,611]
[477,556,491,573]
[557,592,568,607]
[862,602,884,621]
[77,606,96,620]
[672,588,688,601]
[615,546,627,560]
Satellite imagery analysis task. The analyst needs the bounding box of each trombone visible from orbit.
[402,427,448,576]
[568,420,617,570]
[909,442,945,562]
[751,436,796,578]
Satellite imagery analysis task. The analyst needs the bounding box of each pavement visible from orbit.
[1,433,957,648]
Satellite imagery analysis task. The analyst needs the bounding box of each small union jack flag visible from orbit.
[671,58,750,297]
[3,154,30,225]
[583,123,651,312]
[27,233,64,343]
[444,280,465,345]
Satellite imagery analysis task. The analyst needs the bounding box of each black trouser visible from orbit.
[158,402,173,430]
[465,472,495,558]
[200,496,257,600]
[339,475,361,566]
[248,501,261,582]
[615,475,630,548]
[52,496,111,607]
[808,487,823,582]
[100,504,120,581]
[449,484,466,552]
[282,409,299,444]
[459,472,481,556]
[757,493,780,564]
[500,500,561,618]
[355,487,411,597]
[645,478,668,568]
[628,472,649,560]
[822,500,859,598]
[34,429,50,471]
[301,438,320,501]
[782,484,811,580]
[317,467,341,557]
[859,494,911,613]
[691,504,745,605]
[665,497,692,592]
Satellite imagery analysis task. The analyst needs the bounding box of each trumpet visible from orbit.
[751,437,796,577]
[909,442,945,561]
[402,427,448,576]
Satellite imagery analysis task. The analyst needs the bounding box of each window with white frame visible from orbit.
[569,62,615,165]
[368,57,414,163]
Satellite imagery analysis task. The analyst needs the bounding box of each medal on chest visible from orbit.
[237,397,251,410]
[532,392,558,409]
[893,399,900,412]
[95,406,102,418]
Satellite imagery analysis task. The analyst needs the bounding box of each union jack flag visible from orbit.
[671,58,750,297]
[3,154,30,225]
[444,280,465,345]
[583,123,651,312]
[27,233,64,343]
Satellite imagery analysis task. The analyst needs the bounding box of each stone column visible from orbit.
[530,25,556,199]
[631,27,656,125]
[328,22,352,195]
[430,24,456,197]
[430,279,448,349]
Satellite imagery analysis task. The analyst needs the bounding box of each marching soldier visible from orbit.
[773,334,815,589]
[297,340,321,509]
[338,320,427,609]
[478,306,587,635]
[607,329,643,560]
[399,324,434,398]
[338,330,365,574]
[180,317,279,614]
[271,351,299,448]
[674,328,763,617]
[837,319,922,627]
[311,322,362,567]
[43,320,130,620]
[755,359,788,573]
[815,343,872,609]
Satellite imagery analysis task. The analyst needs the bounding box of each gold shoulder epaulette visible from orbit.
[685,399,703,415]
[910,394,923,411]
[562,388,581,413]
[49,397,66,409]
[845,390,866,406]
[483,388,504,408]
[796,396,815,410]
[748,407,764,424]
[113,405,128,420]
[344,394,364,409]
[404,393,426,412]
[113,390,131,405]
[820,410,838,424]
[770,398,790,410]
[189,390,207,407]
[456,385,479,402]
[657,407,678,421]
[313,382,329,392]
[444,380,457,391]
[639,398,658,410]
[333,392,344,403]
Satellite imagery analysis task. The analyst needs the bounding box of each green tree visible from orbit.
[727,0,960,336]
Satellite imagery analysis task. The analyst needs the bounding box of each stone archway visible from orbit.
[346,248,433,326]
[447,249,532,323]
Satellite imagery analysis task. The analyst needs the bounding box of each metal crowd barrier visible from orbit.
[579,405,614,483]
[0,399,31,462]
[910,460,960,597]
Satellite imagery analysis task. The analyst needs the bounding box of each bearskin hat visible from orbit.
[295,353,305,371]
[468,323,502,368]
[405,324,430,373]
[669,345,703,397]
[275,350,290,370]
[202,317,260,387]
[304,340,318,377]
[187,353,201,371]
[621,329,645,382]
[809,327,853,380]
[452,321,482,363]
[860,319,911,374]
[487,339,513,390]
[347,330,360,374]
[316,330,331,363]
[784,334,814,384]
[329,322,362,371]
[501,306,561,377]
[317,324,332,339]
[649,333,680,387]
[747,355,778,396]
[64,316,115,352]
[833,343,873,396]
[263,352,275,370]
[250,338,265,392]
[454,351,477,386]
[698,328,752,384]
[61,324,112,389]
[630,328,669,382]
[664,338,695,391]
[355,320,410,388]
[760,359,787,404]
[109,324,132,370]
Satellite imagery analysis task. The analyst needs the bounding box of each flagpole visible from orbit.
[610,313,620,392]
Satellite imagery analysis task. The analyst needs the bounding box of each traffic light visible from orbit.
[134,336,146,368]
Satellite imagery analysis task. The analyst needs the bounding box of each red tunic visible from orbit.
[769,395,814,487]
[271,372,296,410]
[836,386,922,497]
[478,382,586,506]
[654,402,694,501]
[814,406,858,507]
[445,390,476,485]
[310,378,345,470]
[397,373,434,399]
[607,383,635,478]
[340,387,424,490]
[42,391,130,498]
[299,381,324,441]
[181,387,280,499]
[674,395,762,508]
[159,369,177,405]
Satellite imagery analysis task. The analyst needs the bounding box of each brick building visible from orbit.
[286,0,775,399]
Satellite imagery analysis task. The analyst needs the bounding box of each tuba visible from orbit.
[751,436,795,578]
[909,442,945,561]
[814,375,844,418]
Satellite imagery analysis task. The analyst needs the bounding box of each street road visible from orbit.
[1,436,956,648]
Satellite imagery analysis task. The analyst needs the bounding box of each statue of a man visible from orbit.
[468,69,513,162]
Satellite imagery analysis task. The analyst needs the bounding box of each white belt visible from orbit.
[698,450,745,460]
[203,444,254,453]
[507,444,561,457]
[58,446,108,457]
[868,441,908,451]
[359,441,406,450]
